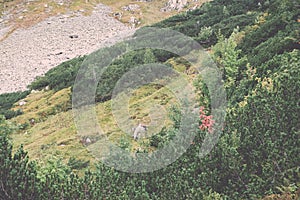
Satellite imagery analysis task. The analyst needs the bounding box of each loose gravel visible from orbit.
[0,4,136,94]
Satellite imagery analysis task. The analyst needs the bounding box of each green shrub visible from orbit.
[0,133,38,200]
[0,91,30,119]
[29,56,86,91]
[67,157,90,170]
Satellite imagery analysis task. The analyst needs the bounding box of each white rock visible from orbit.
[133,123,148,140]
[19,100,26,106]
[122,4,140,11]
[86,137,91,144]
[161,0,188,12]
[31,90,39,94]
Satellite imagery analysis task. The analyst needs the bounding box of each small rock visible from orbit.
[133,123,148,140]
[30,119,35,126]
[129,16,140,28]
[192,4,199,10]
[69,35,79,39]
[113,12,123,20]
[86,137,91,144]
[30,90,39,94]
[55,51,63,55]
[19,100,26,106]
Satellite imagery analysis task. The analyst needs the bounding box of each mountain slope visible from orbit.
[0,0,299,199]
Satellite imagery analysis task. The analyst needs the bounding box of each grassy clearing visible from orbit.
[11,87,71,125]
[9,69,191,168]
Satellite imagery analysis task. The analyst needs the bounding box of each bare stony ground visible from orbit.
[0,4,136,94]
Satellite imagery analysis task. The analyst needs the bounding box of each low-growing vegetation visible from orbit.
[1,0,299,199]
[0,90,30,119]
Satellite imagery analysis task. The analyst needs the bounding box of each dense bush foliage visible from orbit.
[95,49,158,102]
[0,91,30,119]
[153,0,261,47]
[149,106,181,148]
[67,157,90,170]
[1,0,299,199]
[0,117,38,200]
[198,51,300,198]
[29,56,86,91]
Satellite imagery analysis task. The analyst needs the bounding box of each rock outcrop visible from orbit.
[161,0,188,12]
[122,4,140,12]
